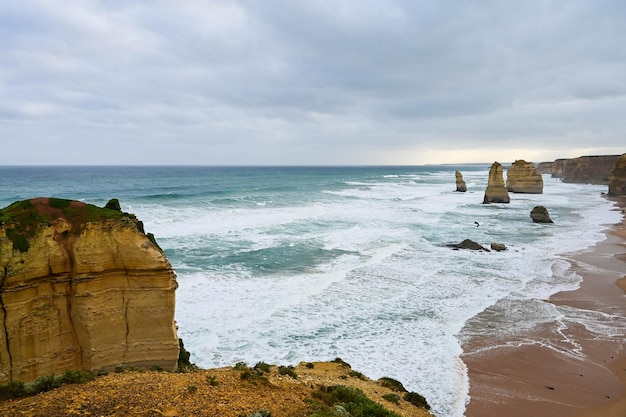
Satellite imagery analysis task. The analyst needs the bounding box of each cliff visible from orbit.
[483,162,510,204]
[506,160,543,193]
[550,155,620,184]
[0,198,179,384]
[608,154,626,196]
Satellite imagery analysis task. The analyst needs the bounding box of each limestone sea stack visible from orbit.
[455,171,467,192]
[0,198,179,384]
[483,162,510,204]
[608,153,626,196]
[506,160,543,193]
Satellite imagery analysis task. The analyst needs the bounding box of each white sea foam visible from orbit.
[136,169,619,417]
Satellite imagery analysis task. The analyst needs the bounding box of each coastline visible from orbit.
[462,196,626,417]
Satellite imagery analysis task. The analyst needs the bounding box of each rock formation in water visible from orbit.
[447,239,490,252]
[530,206,553,223]
[490,243,507,252]
[483,162,510,204]
[608,154,626,196]
[550,155,620,184]
[506,160,543,193]
[0,198,179,384]
[455,171,467,192]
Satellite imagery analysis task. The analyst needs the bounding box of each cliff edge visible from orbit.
[0,198,179,384]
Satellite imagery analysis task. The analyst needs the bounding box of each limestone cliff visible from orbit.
[506,160,543,193]
[0,198,179,384]
[551,155,620,184]
[483,162,510,204]
[536,162,553,175]
[455,171,467,192]
[608,153,626,196]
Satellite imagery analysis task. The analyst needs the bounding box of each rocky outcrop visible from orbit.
[447,239,490,252]
[483,162,510,204]
[551,155,620,184]
[0,198,179,384]
[455,171,467,192]
[490,243,507,252]
[530,206,553,223]
[608,154,626,196]
[506,160,543,193]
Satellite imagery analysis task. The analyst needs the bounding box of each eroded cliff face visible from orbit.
[608,154,626,196]
[455,171,467,192]
[0,198,179,384]
[506,160,543,193]
[551,155,620,184]
[483,162,510,204]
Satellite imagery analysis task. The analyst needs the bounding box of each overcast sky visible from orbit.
[1,1,625,165]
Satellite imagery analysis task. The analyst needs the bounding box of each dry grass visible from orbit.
[0,362,433,417]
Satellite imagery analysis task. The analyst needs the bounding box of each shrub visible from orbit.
[278,365,297,379]
[61,370,94,384]
[187,385,198,393]
[206,375,219,386]
[382,393,401,404]
[379,377,407,393]
[311,385,402,417]
[254,362,271,374]
[306,362,315,369]
[233,361,249,371]
[331,358,351,368]
[349,371,366,380]
[404,392,431,410]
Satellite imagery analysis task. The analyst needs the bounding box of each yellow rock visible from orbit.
[506,160,543,194]
[0,198,179,384]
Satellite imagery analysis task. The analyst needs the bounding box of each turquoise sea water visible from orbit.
[0,165,621,416]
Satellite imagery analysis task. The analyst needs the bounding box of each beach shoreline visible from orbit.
[462,196,626,417]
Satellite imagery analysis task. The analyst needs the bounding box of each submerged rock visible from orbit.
[490,243,507,252]
[483,162,510,204]
[0,197,179,384]
[506,160,543,193]
[455,171,467,192]
[447,239,490,252]
[530,206,554,223]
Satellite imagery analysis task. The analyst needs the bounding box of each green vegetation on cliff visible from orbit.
[0,197,133,252]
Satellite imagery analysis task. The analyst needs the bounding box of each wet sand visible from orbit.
[462,197,626,417]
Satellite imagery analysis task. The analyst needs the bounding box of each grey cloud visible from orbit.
[1,1,625,164]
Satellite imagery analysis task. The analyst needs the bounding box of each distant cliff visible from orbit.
[0,198,179,384]
[608,154,626,196]
[540,155,621,184]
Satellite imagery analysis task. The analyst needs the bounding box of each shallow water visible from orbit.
[0,165,620,416]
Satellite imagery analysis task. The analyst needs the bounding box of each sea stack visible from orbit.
[455,171,467,192]
[0,198,179,384]
[506,160,543,193]
[483,162,510,204]
[530,206,553,223]
[608,153,626,196]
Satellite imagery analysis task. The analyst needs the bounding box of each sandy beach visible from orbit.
[462,196,626,417]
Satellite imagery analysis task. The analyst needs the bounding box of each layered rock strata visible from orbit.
[506,160,543,193]
[608,153,626,196]
[0,198,179,384]
[483,162,510,204]
[551,155,620,184]
[455,171,467,192]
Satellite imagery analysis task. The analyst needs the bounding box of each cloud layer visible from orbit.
[2,0,625,164]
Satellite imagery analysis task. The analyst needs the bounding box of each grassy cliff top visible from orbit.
[0,198,133,252]
[0,198,129,227]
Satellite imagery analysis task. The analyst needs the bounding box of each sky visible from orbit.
[1,1,625,165]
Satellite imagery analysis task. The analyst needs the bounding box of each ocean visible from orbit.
[0,165,621,417]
